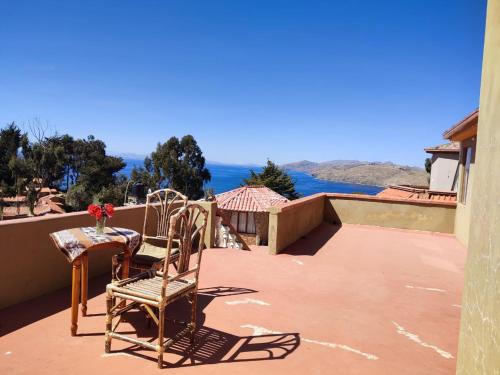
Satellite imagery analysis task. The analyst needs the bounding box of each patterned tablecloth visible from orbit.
[50,227,141,263]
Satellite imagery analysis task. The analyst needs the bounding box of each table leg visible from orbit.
[71,258,81,336]
[81,253,88,316]
[117,250,131,309]
[122,250,131,279]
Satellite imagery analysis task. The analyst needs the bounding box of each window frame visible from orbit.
[459,139,475,204]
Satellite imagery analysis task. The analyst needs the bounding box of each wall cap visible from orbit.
[268,193,326,214]
[326,193,457,208]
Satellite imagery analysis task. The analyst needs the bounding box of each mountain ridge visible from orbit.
[282,160,429,187]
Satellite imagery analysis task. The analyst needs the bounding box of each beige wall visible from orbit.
[0,201,216,309]
[268,194,325,254]
[456,1,500,373]
[268,193,456,255]
[325,194,456,233]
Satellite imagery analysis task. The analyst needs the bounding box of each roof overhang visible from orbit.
[443,109,479,141]
[424,148,460,154]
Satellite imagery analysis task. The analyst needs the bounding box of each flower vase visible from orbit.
[96,217,106,234]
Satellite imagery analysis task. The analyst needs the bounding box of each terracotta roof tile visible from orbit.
[376,185,456,202]
[424,142,460,153]
[215,185,288,212]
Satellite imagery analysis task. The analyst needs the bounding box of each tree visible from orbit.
[244,159,301,200]
[0,122,28,194]
[65,136,126,210]
[425,158,432,174]
[65,184,93,211]
[134,135,211,200]
[0,121,126,213]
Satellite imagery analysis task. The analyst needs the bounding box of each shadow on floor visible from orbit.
[281,223,341,256]
[104,284,299,367]
[0,274,111,336]
[114,325,300,368]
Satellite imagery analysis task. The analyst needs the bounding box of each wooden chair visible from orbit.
[105,203,208,368]
[112,188,188,280]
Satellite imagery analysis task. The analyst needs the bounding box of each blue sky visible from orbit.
[0,0,486,167]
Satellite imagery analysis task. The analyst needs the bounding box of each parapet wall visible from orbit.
[268,193,456,254]
[325,193,456,232]
[0,201,216,309]
[268,194,325,254]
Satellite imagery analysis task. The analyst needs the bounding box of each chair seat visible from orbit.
[117,242,180,266]
[110,275,195,301]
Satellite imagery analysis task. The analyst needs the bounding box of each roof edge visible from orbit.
[442,109,479,139]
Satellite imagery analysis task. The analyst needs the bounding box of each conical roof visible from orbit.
[215,185,288,212]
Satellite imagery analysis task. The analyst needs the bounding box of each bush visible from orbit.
[65,184,93,211]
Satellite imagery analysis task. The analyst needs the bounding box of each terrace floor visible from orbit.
[0,223,466,374]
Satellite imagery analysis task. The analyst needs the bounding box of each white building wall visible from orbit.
[429,153,459,192]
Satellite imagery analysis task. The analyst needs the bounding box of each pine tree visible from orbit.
[244,159,301,200]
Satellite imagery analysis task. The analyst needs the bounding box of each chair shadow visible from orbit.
[280,223,341,256]
[113,324,300,368]
[76,285,259,339]
[106,284,300,368]
[197,286,258,298]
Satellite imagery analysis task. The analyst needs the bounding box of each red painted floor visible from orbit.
[0,223,466,374]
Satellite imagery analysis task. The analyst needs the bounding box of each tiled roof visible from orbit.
[443,109,479,139]
[216,185,288,212]
[377,185,456,202]
[424,142,460,154]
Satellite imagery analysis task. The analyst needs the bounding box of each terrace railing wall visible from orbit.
[268,193,456,254]
[0,201,216,309]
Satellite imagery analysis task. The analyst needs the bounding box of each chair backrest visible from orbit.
[142,188,188,240]
[162,204,209,292]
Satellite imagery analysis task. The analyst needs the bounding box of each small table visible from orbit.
[50,226,140,336]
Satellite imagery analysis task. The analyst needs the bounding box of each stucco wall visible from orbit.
[456,1,500,373]
[454,202,472,247]
[268,194,325,254]
[0,201,216,309]
[325,194,456,233]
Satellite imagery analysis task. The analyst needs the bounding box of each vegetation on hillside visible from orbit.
[0,121,126,213]
[244,159,300,200]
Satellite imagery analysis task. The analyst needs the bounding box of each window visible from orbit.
[238,212,247,233]
[460,146,473,204]
[229,211,257,234]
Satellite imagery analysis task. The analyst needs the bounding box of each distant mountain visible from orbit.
[283,160,429,187]
[111,152,147,160]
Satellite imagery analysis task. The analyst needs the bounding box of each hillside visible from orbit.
[283,160,429,187]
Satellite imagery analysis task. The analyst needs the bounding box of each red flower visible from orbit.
[88,203,114,220]
[87,204,103,220]
[104,203,114,218]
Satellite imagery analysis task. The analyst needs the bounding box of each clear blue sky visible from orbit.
[0,0,486,167]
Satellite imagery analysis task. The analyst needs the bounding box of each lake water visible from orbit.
[122,159,383,197]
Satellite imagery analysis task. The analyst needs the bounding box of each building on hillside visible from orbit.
[443,109,479,246]
[215,185,288,246]
[424,142,460,192]
[376,185,456,202]
[1,190,65,220]
[375,140,464,204]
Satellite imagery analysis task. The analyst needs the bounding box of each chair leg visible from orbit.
[157,306,165,369]
[105,293,113,353]
[190,291,198,343]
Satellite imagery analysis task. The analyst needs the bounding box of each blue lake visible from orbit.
[122,159,383,197]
